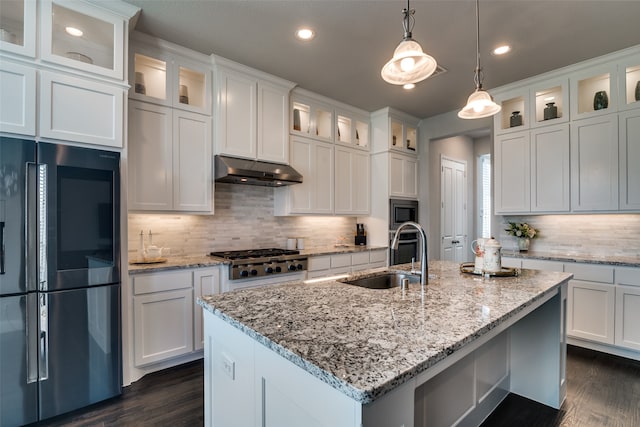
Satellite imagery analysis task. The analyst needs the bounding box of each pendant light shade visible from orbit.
[458,0,501,119]
[381,0,437,85]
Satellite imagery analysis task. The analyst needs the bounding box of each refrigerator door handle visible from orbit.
[26,293,39,384]
[37,164,47,292]
[26,163,45,292]
[0,220,4,274]
[39,293,49,381]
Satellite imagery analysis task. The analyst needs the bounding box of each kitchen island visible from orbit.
[198,261,572,426]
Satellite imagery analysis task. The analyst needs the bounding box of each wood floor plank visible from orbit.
[28,346,640,426]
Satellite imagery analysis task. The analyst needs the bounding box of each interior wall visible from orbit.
[419,110,493,260]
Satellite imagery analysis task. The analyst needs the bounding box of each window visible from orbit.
[479,154,491,238]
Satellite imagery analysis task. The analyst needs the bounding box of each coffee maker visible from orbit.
[355,223,367,246]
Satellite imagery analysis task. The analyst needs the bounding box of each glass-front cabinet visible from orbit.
[494,88,529,134]
[40,0,125,80]
[291,96,333,142]
[570,63,618,120]
[336,109,370,150]
[530,77,569,127]
[0,0,36,57]
[389,118,418,153]
[619,53,640,111]
[130,33,211,115]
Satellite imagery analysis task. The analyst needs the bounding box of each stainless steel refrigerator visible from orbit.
[0,137,121,426]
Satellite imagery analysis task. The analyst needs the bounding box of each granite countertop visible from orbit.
[127,245,387,274]
[501,250,640,268]
[197,260,572,404]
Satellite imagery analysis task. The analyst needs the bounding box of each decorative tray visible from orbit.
[459,262,518,277]
[129,258,168,265]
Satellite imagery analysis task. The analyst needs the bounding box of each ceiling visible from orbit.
[123,0,640,120]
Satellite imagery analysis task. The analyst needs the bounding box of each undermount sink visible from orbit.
[339,272,421,289]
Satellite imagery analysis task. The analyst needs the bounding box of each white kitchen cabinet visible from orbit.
[368,249,388,269]
[128,100,212,212]
[521,259,564,272]
[494,87,530,134]
[570,63,618,121]
[0,0,37,58]
[130,33,212,115]
[570,115,619,211]
[494,131,530,213]
[335,146,370,215]
[501,257,522,269]
[306,250,387,279]
[194,268,221,351]
[335,108,370,150]
[214,56,294,163]
[133,271,195,367]
[274,137,333,215]
[530,124,570,212]
[565,263,615,345]
[389,152,418,199]
[530,77,569,128]
[614,267,640,351]
[0,60,36,136]
[619,109,640,210]
[618,53,640,111]
[290,89,334,143]
[39,70,125,147]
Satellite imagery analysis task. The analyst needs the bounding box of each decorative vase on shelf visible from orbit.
[593,90,608,110]
[517,238,531,252]
[635,81,640,102]
[510,111,523,127]
[543,102,558,120]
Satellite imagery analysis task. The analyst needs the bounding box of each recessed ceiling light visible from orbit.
[296,28,315,41]
[492,45,511,55]
[65,26,83,37]
[403,83,415,90]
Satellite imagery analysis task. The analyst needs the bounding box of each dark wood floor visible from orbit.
[30,345,639,426]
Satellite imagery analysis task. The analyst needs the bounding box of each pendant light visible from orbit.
[458,0,501,119]
[381,0,437,85]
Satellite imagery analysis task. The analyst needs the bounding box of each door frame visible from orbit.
[440,155,468,261]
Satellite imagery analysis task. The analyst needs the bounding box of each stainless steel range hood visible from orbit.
[214,155,303,187]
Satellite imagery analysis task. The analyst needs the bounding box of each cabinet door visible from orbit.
[619,110,640,210]
[495,131,530,213]
[257,81,289,164]
[0,0,36,57]
[134,288,194,366]
[531,124,570,212]
[128,101,173,211]
[615,285,640,351]
[403,156,418,199]
[0,60,36,136]
[570,115,618,211]
[313,141,334,213]
[215,69,256,159]
[334,146,353,214]
[352,150,371,214]
[284,137,313,213]
[194,268,220,351]
[173,110,212,212]
[389,153,418,199]
[40,70,124,147]
[567,280,615,344]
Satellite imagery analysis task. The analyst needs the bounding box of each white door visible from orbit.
[440,157,467,261]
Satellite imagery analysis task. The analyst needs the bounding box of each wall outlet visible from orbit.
[221,353,235,380]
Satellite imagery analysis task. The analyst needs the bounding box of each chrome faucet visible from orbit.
[390,221,428,291]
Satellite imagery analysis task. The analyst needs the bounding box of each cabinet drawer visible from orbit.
[521,259,564,272]
[501,257,521,268]
[133,270,193,295]
[616,267,640,287]
[351,252,370,266]
[369,250,387,264]
[331,253,352,268]
[564,263,614,283]
[308,255,331,271]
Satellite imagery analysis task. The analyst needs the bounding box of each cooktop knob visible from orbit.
[250,269,258,276]
[288,264,296,271]
[275,266,282,273]
[296,264,304,270]
[265,266,274,274]
[239,270,249,278]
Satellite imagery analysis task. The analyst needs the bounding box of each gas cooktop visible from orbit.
[209,248,307,280]
[209,248,300,260]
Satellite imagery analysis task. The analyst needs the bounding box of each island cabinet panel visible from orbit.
[194,269,220,351]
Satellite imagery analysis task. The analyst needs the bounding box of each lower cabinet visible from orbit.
[614,268,640,351]
[567,279,615,345]
[130,267,221,369]
[306,249,387,279]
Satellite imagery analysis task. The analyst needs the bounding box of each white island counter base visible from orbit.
[198,260,572,427]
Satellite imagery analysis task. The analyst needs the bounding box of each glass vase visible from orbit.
[518,238,530,252]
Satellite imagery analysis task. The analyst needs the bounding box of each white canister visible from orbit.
[471,238,485,272]
[296,238,304,250]
[483,238,502,273]
[286,238,296,250]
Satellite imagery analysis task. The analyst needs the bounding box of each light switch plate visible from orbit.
[221,353,235,380]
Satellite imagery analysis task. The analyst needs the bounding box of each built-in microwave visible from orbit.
[389,199,418,230]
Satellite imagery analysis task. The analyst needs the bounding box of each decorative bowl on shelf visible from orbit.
[65,51,93,64]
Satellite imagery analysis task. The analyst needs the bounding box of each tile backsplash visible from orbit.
[128,183,358,257]
[498,214,640,256]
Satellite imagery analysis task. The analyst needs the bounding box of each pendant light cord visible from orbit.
[474,0,484,90]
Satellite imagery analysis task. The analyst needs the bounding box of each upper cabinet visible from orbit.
[130,32,212,115]
[530,77,569,128]
[371,107,419,155]
[40,0,128,80]
[213,55,295,164]
[619,53,640,112]
[0,0,37,57]
[570,63,618,121]
[494,88,530,134]
[290,88,371,150]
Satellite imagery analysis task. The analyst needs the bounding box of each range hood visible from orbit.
[214,155,303,187]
